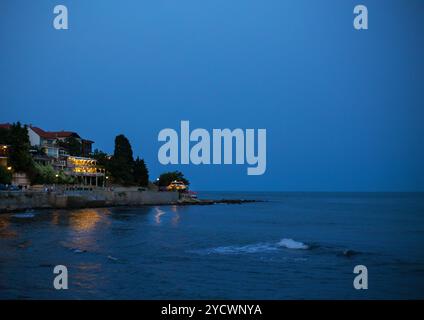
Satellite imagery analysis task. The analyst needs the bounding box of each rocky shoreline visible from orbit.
[177,198,262,205]
[0,189,262,213]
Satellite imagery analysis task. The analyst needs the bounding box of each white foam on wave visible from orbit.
[194,238,309,255]
[205,243,279,255]
[277,238,309,250]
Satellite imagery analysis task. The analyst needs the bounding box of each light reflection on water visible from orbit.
[0,215,17,238]
[0,193,424,299]
[154,205,181,226]
[154,207,166,224]
[171,205,180,226]
[68,208,109,232]
[48,208,112,232]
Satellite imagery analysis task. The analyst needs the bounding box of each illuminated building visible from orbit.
[66,156,105,186]
[28,126,93,158]
[0,123,105,186]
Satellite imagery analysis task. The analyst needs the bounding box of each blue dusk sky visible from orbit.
[1,0,423,191]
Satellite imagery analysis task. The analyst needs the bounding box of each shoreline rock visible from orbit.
[0,190,263,213]
[177,199,263,206]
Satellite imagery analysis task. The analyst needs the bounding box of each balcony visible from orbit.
[66,156,105,177]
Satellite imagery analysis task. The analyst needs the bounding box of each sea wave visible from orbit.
[205,243,279,255]
[277,238,309,250]
[193,238,310,255]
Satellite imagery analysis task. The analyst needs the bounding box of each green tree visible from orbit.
[32,163,56,184]
[56,170,76,184]
[92,149,110,168]
[92,149,111,184]
[0,127,10,145]
[0,166,12,184]
[8,122,34,173]
[110,134,134,185]
[58,136,82,156]
[158,171,189,187]
[133,157,149,187]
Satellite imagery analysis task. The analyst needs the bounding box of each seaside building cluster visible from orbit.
[0,123,105,187]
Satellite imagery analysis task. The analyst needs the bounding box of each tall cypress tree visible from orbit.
[110,134,134,185]
[8,122,34,173]
[133,157,149,187]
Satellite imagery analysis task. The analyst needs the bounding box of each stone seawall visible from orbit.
[0,190,179,212]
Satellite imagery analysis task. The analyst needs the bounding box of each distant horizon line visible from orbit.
[194,190,424,193]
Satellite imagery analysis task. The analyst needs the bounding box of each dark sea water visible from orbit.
[0,192,423,299]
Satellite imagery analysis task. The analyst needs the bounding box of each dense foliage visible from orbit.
[0,165,12,184]
[92,149,109,168]
[57,136,82,156]
[133,157,149,187]
[0,128,9,145]
[95,135,149,187]
[1,122,34,173]
[31,163,56,184]
[109,134,135,185]
[31,164,76,185]
[157,171,190,187]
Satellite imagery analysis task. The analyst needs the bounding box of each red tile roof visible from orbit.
[29,126,80,139]
[1,123,91,143]
[0,123,12,129]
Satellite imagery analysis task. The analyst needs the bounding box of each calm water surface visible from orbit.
[0,192,423,299]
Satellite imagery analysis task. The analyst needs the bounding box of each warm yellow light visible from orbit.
[7,166,12,171]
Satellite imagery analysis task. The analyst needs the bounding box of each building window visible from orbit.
[46,147,58,157]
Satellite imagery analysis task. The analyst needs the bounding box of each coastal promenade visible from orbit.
[0,188,261,213]
[0,188,179,213]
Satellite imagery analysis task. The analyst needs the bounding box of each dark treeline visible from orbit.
[93,134,149,187]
